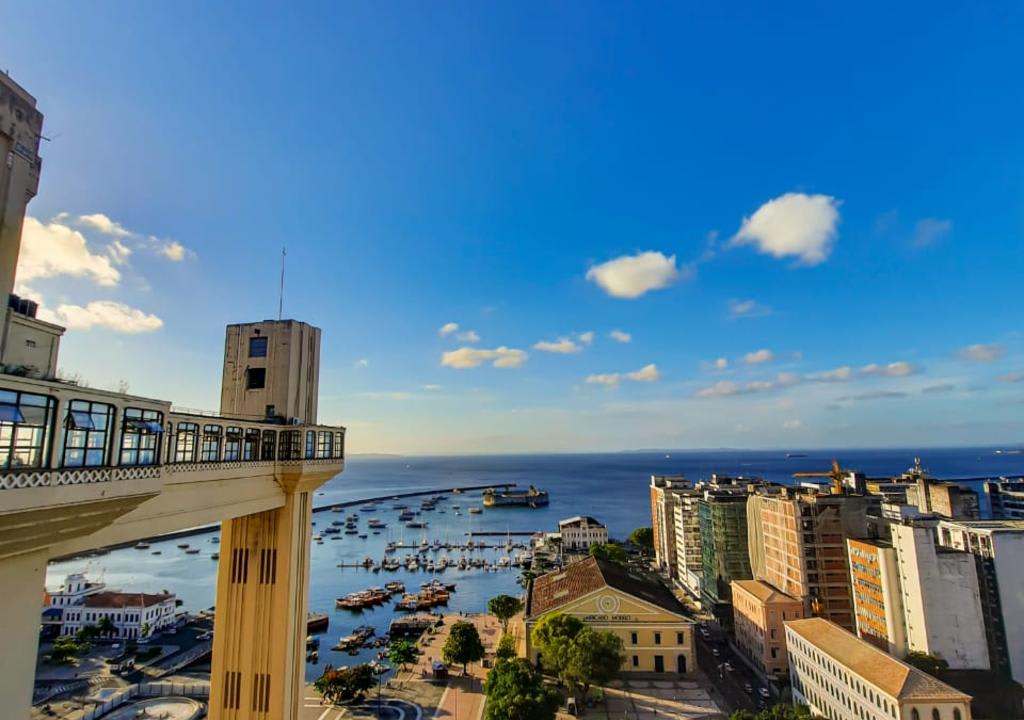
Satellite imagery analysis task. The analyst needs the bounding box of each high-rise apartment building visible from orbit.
[673,491,704,598]
[747,488,869,631]
[846,537,906,656]
[889,522,990,671]
[936,519,1024,682]
[984,478,1024,520]
[699,488,753,620]
[650,475,688,578]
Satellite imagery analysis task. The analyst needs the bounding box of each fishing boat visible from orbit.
[332,626,375,650]
[367,519,386,529]
[406,521,427,529]
[151,550,161,555]
[468,507,481,514]
[307,612,330,633]
[186,548,200,555]
[177,543,190,549]
[211,552,219,560]
[135,541,151,549]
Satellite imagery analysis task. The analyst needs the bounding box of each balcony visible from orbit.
[0,374,345,559]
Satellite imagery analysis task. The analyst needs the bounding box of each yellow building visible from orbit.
[786,618,972,720]
[731,579,804,679]
[523,556,695,674]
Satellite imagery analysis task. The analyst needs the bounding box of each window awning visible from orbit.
[0,404,24,423]
[68,410,96,430]
[126,419,164,433]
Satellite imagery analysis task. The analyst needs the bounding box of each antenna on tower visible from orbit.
[278,247,286,321]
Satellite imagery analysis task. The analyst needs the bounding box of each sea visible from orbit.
[45,447,1024,679]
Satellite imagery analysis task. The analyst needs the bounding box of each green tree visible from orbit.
[518,570,538,589]
[560,627,624,701]
[488,594,524,633]
[315,664,375,704]
[496,634,517,661]
[140,622,151,639]
[387,640,420,671]
[77,625,99,642]
[97,615,116,639]
[588,542,629,565]
[529,613,584,676]
[484,658,559,720]
[729,704,813,720]
[905,651,949,675]
[442,621,485,674]
[628,527,654,553]
[48,636,86,664]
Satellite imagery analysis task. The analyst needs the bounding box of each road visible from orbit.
[694,624,768,715]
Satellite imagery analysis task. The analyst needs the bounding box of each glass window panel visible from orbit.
[0,404,24,423]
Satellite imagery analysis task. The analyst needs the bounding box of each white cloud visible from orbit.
[957,344,1004,363]
[626,364,660,382]
[158,240,187,262]
[78,213,132,238]
[783,419,802,430]
[586,363,660,387]
[107,240,133,265]
[728,298,771,319]
[17,216,121,288]
[861,361,915,377]
[423,384,443,391]
[808,366,852,382]
[912,218,952,248]
[39,301,163,333]
[578,331,594,345]
[534,338,582,354]
[731,192,840,265]
[585,251,683,299]
[714,357,728,370]
[743,349,774,365]
[697,381,741,398]
[456,330,480,343]
[609,329,632,344]
[354,358,369,368]
[439,322,459,337]
[441,346,527,369]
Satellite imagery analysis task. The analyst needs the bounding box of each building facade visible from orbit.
[672,492,704,598]
[847,538,907,656]
[650,475,687,578]
[220,320,321,424]
[748,489,868,631]
[731,579,803,679]
[59,591,176,641]
[786,618,972,720]
[557,516,607,551]
[523,556,695,675]
[890,522,990,671]
[699,489,752,620]
[936,519,1024,681]
[984,479,1024,520]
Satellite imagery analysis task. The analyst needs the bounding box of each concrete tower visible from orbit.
[220,320,321,423]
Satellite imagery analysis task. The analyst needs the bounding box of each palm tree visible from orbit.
[97,615,116,640]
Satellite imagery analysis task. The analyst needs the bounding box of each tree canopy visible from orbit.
[496,633,518,661]
[905,651,950,675]
[559,627,624,699]
[628,527,654,552]
[443,621,486,673]
[97,615,116,638]
[315,664,375,704]
[387,640,420,670]
[484,658,559,720]
[729,704,814,720]
[588,542,629,565]
[488,594,524,632]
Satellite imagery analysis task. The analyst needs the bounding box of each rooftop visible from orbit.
[559,516,604,528]
[786,618,970,702]
[83,591,174,609]
[526,555,688,618]
[732,579,800,605]
[938,519,1024,532]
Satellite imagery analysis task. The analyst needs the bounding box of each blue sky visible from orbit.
[6,2,1024,453]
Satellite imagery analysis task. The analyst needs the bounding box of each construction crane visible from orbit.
[793,459,849,495]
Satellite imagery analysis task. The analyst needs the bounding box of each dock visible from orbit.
[311,483,516,514]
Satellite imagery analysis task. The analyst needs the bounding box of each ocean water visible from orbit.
[45,448,1023,679]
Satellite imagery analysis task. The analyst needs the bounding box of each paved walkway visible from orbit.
[602,677,724,720]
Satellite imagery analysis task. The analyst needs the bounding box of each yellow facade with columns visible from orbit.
[522,557,696,675]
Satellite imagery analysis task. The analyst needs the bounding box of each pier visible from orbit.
[311,482,516,514]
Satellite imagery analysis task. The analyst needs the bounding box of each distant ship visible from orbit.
[482,485,549,509]
[786,453,809,459]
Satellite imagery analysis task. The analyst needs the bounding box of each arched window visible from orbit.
[932,711,941,720]
[911,710,920,720]
[954,709,962,720]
